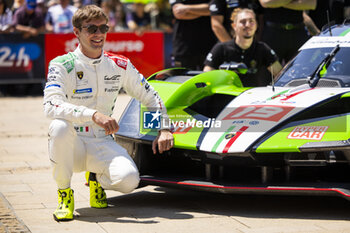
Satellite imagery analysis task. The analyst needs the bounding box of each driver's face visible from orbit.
[73,17,108,59]
[232,12,257,39]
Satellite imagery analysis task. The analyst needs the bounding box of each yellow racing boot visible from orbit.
[88,172,108,208]
[85,171,89,186]
[53,188,74,221]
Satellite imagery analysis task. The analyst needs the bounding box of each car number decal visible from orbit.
[223,105,294,122]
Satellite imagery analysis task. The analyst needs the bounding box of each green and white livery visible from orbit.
[115,23,350,200]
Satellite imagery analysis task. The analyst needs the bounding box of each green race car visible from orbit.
[115,23,350,200]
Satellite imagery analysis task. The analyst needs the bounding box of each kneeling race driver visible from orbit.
[43,4,173,221]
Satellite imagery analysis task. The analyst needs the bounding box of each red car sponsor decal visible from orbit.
[287,126,328,140]
[223,105,294,122]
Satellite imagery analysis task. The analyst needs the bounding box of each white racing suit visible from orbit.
[44,47,169,193]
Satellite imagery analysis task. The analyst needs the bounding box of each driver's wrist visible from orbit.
[159,129,171,134]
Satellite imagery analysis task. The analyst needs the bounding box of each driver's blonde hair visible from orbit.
[72,5,109,29]
[230,8,256,24]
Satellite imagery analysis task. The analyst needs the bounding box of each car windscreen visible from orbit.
[275,47,350,87]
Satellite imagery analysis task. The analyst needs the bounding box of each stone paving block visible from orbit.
[233,217,350,232]
[5,192,36,205]
[0,184,32,193]
[12,203,46,211]
[99,216,247,233]
[0,171,11,175]
[0,137,47,147]
[15,208,107,233]
[0,162,30,171]
[28,183,87,204]
[315,221,350,232]
[0,140,48,160]
[3,192,33,198]
[5,190,51,210]
[0,174,23,185]
[236,222,324,233]
[25,161,51,170]
[12,171,54,185]
[0,155,37,164]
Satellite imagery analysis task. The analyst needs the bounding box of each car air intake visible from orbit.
[285,78,341,87]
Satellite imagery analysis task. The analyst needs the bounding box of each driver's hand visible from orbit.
[152,129,174,154]
[92,112,119,135]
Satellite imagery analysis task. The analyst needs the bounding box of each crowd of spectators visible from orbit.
[0,0,174,35]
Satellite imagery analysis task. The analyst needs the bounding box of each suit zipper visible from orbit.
[94,65,98,138]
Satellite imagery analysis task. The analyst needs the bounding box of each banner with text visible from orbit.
[0,34,45,84]
[45,32,164,77]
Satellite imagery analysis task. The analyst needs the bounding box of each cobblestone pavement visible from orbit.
[0,193,30,233]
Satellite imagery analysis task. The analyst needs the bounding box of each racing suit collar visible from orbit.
[74,47,103,65]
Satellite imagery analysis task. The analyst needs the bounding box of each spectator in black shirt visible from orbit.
[259,0,316,65]
[204,8,281,87]
[170,0,217,70]
[209,0,261,42]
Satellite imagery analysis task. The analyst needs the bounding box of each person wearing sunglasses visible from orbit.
[44,4,173,221]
